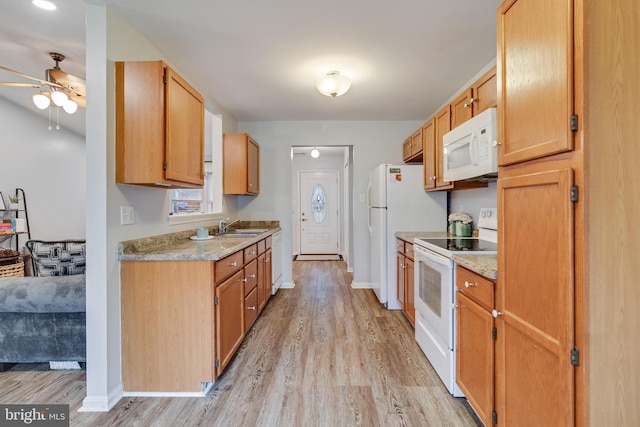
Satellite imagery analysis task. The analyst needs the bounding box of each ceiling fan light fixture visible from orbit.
[62,98,78,114]
[31,92,51,109]
[316,71,351,97]
[32,0,57,10]
[50,89,68,107]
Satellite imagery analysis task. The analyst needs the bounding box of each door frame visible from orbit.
[298,170,339,255]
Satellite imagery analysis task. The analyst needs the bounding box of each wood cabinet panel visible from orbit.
[121,260,214,392]
[223,133,260,195]
[115,61,204,188]
[244,286,258,332]
[215,251,243,283]
[497,0,574,166]
[456,265,493,311]
[456,291,494,427]
[472,67,497,116]
[451,88,474,129]
[405,258,415,326]
[244,259,258,296]
[396,252,405,310]
[215,269,245,376]
[423,118,437,190]
[496,166,575,426]
[258,248,272,311]
[434,106,452,189]
[244,243,258,264]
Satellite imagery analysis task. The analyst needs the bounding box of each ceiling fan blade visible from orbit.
[0,82,42,88]
[0,65,63,89]
[49,69,86,96]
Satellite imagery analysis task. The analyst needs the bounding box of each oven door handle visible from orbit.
[414,245,452,269]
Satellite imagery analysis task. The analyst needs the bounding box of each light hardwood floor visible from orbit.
[1,261,479,426]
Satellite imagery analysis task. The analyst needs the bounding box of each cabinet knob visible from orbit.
[464,281,476,288]
[242,278,247,282]
[492,309,503,318]
[265,259,270,263]
[248,305,256,311]
[492,140,502,148]
[228,261,237,267]
[249,274,256,278]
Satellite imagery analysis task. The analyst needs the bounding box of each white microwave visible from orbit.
[442,107,498,182]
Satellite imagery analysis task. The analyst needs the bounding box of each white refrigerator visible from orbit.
[367,164,447,309]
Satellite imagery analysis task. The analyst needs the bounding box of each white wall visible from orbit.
[237,120,423,285]
[83,4,239,411]
[0,97,86,247]
[449,181,497,228]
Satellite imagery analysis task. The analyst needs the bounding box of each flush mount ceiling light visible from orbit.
[32,0,57,10]
[316,71,351,97]
[311,147,320,158]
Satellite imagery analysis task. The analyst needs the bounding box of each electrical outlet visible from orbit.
[120,205,135,225]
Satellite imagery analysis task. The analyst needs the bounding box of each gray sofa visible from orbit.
[0,274,86,368]
[0,239,86,370]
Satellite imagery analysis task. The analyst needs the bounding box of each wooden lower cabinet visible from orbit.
[121,234,276,393]
[121,261,215,393]
[496,165,575,426]
[215,269,245,376]
[396,238,415,326]
[456,265,495,427]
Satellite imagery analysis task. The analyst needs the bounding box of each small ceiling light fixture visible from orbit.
[31,91,51,109]
[32,0,57,10]
[316,71,351,97]
[310,147,320,158]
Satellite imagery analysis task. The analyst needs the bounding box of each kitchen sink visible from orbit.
[232,228,269,233]
[216,233,259,238]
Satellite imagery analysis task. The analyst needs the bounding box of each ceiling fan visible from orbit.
[0,52,86,114]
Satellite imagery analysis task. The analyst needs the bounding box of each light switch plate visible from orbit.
[120,205,135,225]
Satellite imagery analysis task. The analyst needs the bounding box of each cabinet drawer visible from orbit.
[244,244,258,263]
[396,238,405,254]
[456,265,493,310]
[257,238,266,254]
[244,259,258,296]
[265,235,272,250]
[215,251,243,283]
[404,242,414,260]
[244,286,258,332]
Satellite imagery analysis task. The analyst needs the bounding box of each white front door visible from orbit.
[300,171,338,254]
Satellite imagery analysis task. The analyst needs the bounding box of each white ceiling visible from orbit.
[0,0,503,136]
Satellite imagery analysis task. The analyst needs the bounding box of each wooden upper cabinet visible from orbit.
[434,105,452,189]
[422,118,437,190]
[497,0,574,166]
[115,61,204,188]
[403,129,423,163]
[451,88,474,129]
[223,133,260,195]
[472,67,497,116]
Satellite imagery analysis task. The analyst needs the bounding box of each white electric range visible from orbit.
[413,207,497,397]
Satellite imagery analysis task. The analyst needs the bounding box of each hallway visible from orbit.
[2,261,478,426]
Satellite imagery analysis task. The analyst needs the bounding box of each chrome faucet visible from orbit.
[218,218,240,234]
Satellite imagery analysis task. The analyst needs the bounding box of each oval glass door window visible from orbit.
[311,184,327,223]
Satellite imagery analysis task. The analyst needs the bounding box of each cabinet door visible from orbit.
[434,105,452,188]
[402,137,412,161]
[215,270,245,376]
[244,286,258,333]
[472,67,497,116]
[451,88,473,129]
[497,0,574,165]
[396,252,405,310]
[258,248,272,311]
[410,128,423,157]
[257,252,266,312]
[422,119,437,190]
[405,257,415,326]
[456,291,494,427]
[165,67,205,186]
[496,166,575,426]
[247,137,260,194]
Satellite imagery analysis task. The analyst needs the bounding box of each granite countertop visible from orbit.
[395,231,449,242]
[119,221,280,261]
[451,254,497,280]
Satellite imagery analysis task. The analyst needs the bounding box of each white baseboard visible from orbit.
[280,281,295,289]
[79,384,122,412]
[123,382,213,398]
[351,281,373,289]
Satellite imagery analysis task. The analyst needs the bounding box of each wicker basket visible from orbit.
[0,261,24,278]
